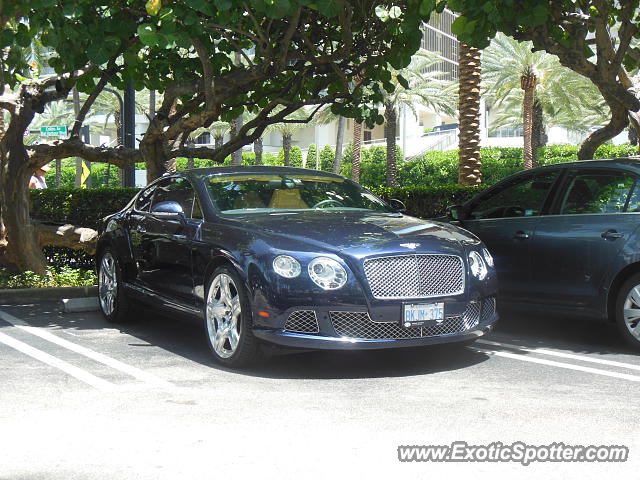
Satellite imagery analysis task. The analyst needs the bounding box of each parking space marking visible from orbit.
[477,339,640,371]
[474,345,640,383]
[0,330,117,391]
[0,308,175,390]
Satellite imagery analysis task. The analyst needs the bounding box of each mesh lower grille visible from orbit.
[363,254,464,299]
[330,302,481,340]
[481,297,496,322]
[284,310,319,334]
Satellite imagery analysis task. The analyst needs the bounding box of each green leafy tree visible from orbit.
[444,0,640,159]
[0,0,424,274]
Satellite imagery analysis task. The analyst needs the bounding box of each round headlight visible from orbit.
[273,255,301,278]
[308,257,347,290]
[482,248,494,268]
[468,251,488,280]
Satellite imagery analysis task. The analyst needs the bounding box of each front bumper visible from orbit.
[253,312,497,350]
[252,295,498,350]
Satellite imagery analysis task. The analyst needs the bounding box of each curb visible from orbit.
[0,286,98,305]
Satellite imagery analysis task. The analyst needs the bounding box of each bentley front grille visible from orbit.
[363,254,464,299]
[284,310,319,334]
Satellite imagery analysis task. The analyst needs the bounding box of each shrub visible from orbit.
[31,188,138,269]
[0,266,97,288]
[319,145,335,171]
[306,144,317,168]
[277,146,303,167]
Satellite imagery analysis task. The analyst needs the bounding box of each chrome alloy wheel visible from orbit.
[623,284,640,341]
[206,273,242,358]
[98,252,117,316]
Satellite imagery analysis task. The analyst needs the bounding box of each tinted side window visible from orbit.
[151,177,200,219]
[559,170,636,215]
[469,171,559,220]
[135,185,155,212]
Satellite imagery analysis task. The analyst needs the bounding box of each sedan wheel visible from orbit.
[97,248,130,323]
[615,274,640,349]
[204,267,261,367]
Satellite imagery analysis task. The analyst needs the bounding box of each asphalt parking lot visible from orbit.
[1,301,639,479]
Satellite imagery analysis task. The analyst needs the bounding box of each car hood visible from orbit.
[231,210,479,256]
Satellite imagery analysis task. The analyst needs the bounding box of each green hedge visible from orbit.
[31,187,139,229]
[31,188,139,269]
[339,143,640,188]
[369,185,487,219]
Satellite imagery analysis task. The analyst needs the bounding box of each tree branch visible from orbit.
[70,64,120,137]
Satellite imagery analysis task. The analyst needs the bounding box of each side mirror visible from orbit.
[151,201,186,222]
[388,198,406,213]
[447,205,466,221]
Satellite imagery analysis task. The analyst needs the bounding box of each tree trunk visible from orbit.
[140,134,171,183]
[254,137,263,165]
[352,120,363,183]
[521,69,537,170]
[215,135,223,150]
[578,100,629,160]
[230,117,243,165]
[333,116,345,174]
[384,101,398,187]
[0,132,48,274]
[457,42,482,186]
[283,134,292,166]
[532,98,546,158]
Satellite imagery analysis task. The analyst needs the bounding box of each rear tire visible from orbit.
[204,266,262,368]
[97,248,131,323]
[614,273,640,349]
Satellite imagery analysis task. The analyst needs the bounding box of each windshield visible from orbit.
[205,173,392,215]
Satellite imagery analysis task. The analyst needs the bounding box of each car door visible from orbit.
[127,183,156,282]
[529,167,640,312]
[140,176,202,306]
[458,169,562,301]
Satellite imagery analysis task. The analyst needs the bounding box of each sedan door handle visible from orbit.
[513,231,530,240]
[601,229,624,240]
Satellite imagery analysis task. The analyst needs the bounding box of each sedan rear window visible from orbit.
[560,171,637,215]
[205,174,391,215]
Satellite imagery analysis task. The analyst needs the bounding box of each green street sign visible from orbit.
[40,126,68,137]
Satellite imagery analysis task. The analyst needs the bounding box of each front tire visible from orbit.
[614,273,640,349]
[204,266,261,367]
[97,248,131,323]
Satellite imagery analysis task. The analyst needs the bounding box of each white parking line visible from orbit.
[474,346,640,383]
[0,331,117,391]
[0,308,175,390]
[477,339,640,371]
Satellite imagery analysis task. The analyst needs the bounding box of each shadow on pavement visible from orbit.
[0,301,491,380]
[490,303,639,357]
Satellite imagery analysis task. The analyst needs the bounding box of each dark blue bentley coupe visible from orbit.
[96,166,498,366]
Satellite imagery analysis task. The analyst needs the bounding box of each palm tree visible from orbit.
[272,108,310,166]
[482,33,609,168]
[352,120,363,183]
[458,42,483,186]
[315,106,346,174]
[209,121,231,150]
[381,50,457,186]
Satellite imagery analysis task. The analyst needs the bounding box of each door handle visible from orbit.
[513,231,530,240]
[601,229,624,240]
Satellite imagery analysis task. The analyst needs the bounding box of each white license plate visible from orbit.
[402,302,445,327]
